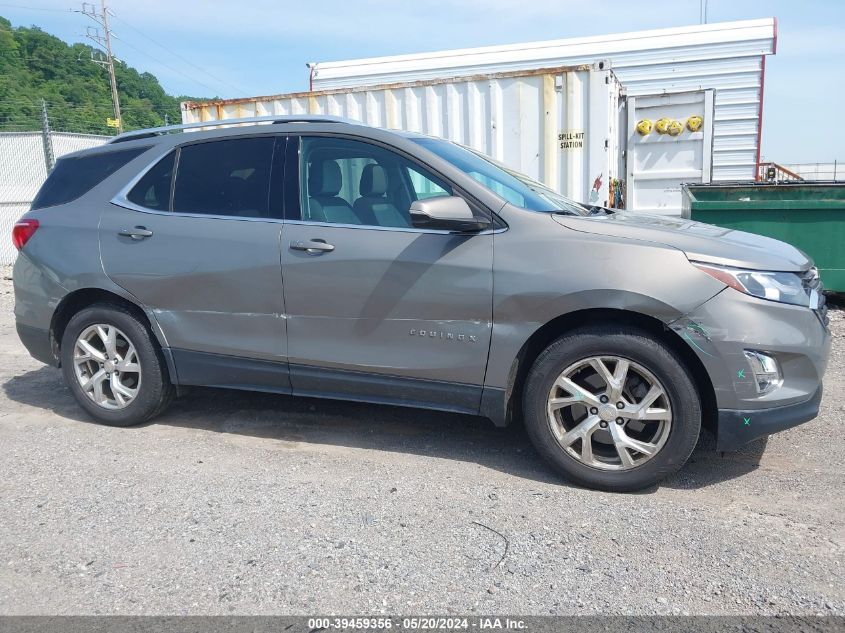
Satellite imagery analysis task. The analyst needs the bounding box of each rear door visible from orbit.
[100,135,289,389]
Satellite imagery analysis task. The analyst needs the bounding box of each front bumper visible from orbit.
[672,286,831,451]
[716,386,823,452]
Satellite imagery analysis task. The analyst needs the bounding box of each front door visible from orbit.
[280,135,493,413]
[100,135,289,389]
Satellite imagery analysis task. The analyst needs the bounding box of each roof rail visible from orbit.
[108,114,354,144]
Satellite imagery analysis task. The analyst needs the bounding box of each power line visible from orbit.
[112,34,223,97]
[0,3,71,11]
[0,97,178,107]
[3,6,236,98]
[3,5,216,133]
[108,14,247,97]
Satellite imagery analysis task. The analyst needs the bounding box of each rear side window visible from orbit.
[172,137,275,217]
[31,147,147,210]
[127,152,175,211]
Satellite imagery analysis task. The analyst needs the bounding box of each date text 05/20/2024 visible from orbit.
[306,617,528,630]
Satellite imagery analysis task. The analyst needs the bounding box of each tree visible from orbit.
[0,16,205,134]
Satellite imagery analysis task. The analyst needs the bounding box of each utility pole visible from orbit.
[700,0,708,24]
[39,99,55,173]
[80,1,122,133]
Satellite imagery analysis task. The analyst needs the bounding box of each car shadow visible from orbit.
[664,430,768,490]
[3,366,766,492]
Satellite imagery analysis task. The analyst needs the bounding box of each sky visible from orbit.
[1,0,843,164]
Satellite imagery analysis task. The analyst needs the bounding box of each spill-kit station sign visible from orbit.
[559,130,585,150]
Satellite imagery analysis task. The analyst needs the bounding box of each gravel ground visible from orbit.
[0,265,843,615]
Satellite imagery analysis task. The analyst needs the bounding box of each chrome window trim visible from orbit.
[107,201,505,234]
[110,134,507,233]
[284,219,506,236]
[108,200,286,224]
[110,137,284,222]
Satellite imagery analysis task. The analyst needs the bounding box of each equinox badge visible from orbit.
[409,329,478,342]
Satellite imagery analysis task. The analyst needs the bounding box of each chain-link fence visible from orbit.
[0,130,110,265]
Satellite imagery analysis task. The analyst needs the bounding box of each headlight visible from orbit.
[693,262,810,307]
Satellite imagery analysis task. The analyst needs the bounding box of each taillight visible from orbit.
[12,219,39,250]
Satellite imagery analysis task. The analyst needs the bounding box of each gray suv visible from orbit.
[12,116,831,491]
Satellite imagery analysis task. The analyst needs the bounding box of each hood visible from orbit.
[553,212,812,272]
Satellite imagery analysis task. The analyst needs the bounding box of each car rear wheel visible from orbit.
[61,303,174,426]
[523,325,701,492]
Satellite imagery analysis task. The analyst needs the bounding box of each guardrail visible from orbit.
[757,162,804,182]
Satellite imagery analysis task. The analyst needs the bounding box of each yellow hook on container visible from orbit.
[686,115,704,132]
[636,119,653,135]
[667,120,684,136]
[655,117,671,134]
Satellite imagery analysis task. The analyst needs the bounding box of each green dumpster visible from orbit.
[682,182,845,292]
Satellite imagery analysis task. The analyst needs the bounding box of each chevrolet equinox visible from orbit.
[12,116,831,491]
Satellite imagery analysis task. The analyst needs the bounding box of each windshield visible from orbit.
[412,137,590,215]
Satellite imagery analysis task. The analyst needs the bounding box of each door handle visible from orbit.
[290,239,335,254]
[118,226,153,240]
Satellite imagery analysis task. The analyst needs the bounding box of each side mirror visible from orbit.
[410,196,490,232]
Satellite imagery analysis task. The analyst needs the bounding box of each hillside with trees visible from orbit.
[0,16,205,135]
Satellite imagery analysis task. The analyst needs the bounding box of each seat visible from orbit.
[307,161,361,224]
[222,174,263,216]
[353,164,410,228]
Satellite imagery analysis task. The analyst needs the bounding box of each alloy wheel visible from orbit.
[546,355,672,470]
[72,324,141,410]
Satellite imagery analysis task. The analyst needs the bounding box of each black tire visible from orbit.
[60,303,175,426]
[522,325,701,492]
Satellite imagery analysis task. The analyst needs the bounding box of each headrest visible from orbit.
[359,164,388,197]
[308,161,342,196]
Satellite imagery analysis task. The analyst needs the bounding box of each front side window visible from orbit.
[171,137,275,217]
[298,136,453,228]
[412,137,589,215]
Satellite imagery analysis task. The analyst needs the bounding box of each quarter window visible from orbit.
[406,165,450,200]
[298,137,453,228]
[32,147,147,210]
[172,137,275,217]
[126,151,174,211]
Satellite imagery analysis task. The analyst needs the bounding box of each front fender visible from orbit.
[484,206,725,390]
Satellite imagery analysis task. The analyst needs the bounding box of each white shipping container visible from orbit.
[184,19,774,216]
[310,18,776,189]
[182,64,623,207]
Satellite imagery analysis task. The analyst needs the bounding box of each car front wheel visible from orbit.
[523,325,701,492]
